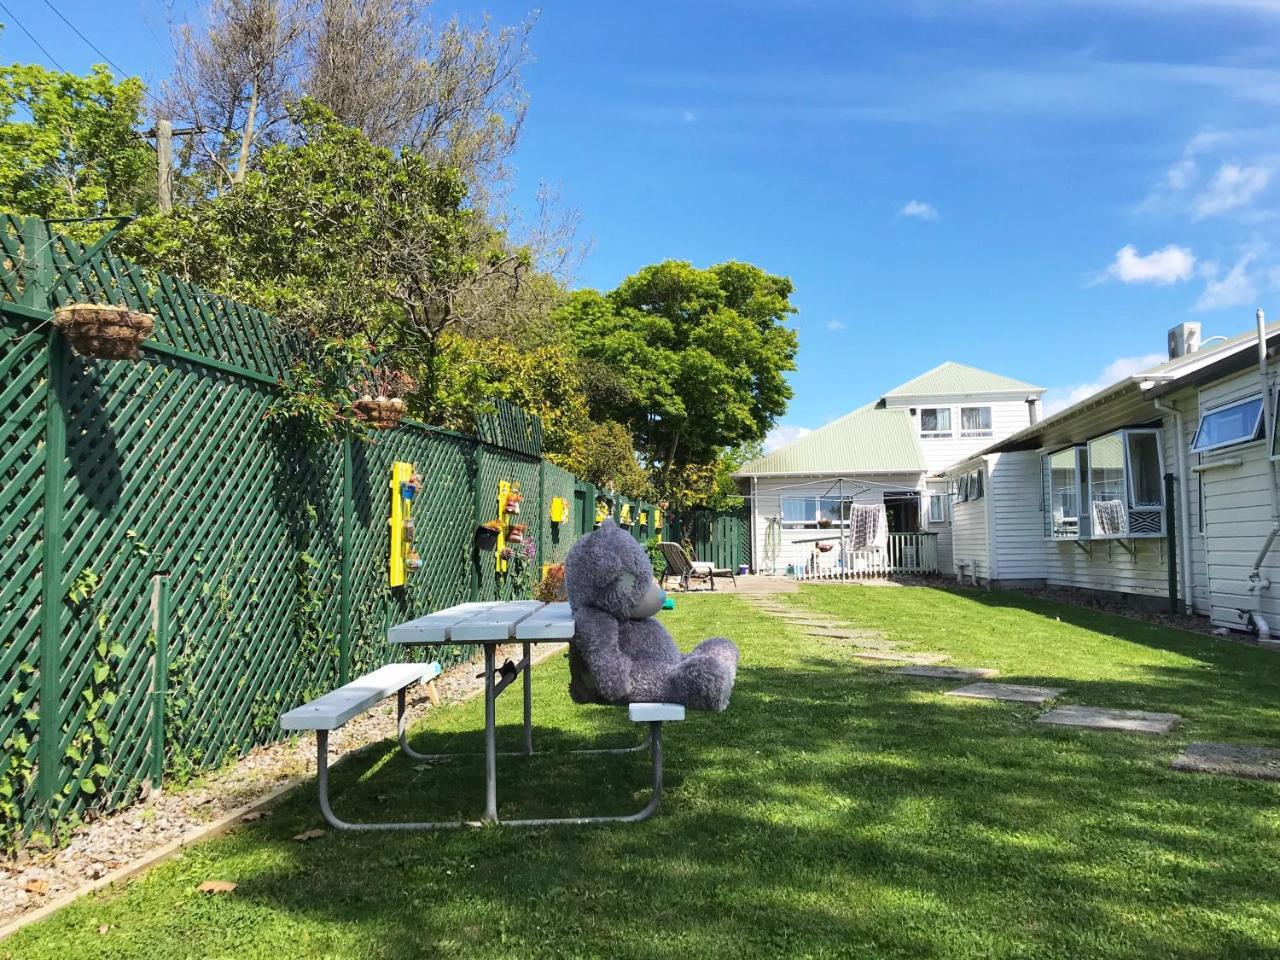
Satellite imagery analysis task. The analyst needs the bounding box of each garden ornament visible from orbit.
[564,520,738,712]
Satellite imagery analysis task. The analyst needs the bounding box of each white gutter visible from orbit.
[1153,398,1194,615]
[1248,308,1280,645]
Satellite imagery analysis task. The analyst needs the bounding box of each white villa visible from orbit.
[735,362,1044,581]
[739,318,1280,643]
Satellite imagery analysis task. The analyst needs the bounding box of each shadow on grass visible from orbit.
[197,654,1280,960]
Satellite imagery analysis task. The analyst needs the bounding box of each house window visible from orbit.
[1042,447,1084,539]
[1086,428,1165,538]
[920,407,952,438]
[960,406,993,437]
[954,469,984,502]
[1191,395,1264,453]
[928,493,950,523]
[781,497,851,528]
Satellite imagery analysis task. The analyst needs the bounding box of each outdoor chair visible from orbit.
[658,541,737,591]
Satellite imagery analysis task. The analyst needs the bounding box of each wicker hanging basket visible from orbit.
[352,397,405,429]
[53,304,155,361]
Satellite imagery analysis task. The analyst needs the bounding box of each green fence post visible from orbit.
[33,218,65,813]
[149,573,171,789]
[338,433,353,685]
[470,445,486,602]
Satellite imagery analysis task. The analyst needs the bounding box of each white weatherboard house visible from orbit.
[943,318,1280,643]
[736,362,1044,579]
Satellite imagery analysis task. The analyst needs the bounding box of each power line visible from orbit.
[38,0,131,81]
[37,0,169,115]
[0,0,68,71]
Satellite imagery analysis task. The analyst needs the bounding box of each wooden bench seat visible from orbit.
[280,662,442,732]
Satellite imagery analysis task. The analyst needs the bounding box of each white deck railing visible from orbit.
[786,532,940,581]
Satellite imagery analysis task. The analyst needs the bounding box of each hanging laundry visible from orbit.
[847,503,889,550]
[1092,499,1126,536]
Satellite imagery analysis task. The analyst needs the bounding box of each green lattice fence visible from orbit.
[0,215,712,844]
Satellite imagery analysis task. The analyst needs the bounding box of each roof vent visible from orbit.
[1168,322,1202,360]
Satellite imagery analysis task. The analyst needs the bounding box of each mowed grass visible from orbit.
[6,585,1280,959]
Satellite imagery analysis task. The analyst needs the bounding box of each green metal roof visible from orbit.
[882,361,1044,398]
[736,405,927,477]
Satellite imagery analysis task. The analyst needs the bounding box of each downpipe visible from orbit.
[1248,308,1280,646]
[1153,398,1194,615]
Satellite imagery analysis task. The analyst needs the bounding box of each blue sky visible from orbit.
[5,1,1280,449]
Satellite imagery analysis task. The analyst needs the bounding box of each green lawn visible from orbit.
[7,585,1280,959]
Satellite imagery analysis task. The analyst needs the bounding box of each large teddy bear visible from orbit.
[564,519,739,712]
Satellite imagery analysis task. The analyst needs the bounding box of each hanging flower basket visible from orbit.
[475,521,502,552]
[506,523,528,544]
[54,304,154,361]
[816,542,834,553]
[352,396,405,429]
[817,517,833,529]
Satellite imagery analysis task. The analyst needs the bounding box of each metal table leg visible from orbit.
[522,640,533,756]
[483,643,498,822]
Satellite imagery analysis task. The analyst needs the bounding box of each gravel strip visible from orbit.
[0,643,562,925]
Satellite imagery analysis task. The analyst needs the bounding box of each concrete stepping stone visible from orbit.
[1037,705,1181,735]
[896,665,999,681]
[853,650,949,665]
[817,637,904,652]
[946,682,1064,704]
[1171,743,1280,781]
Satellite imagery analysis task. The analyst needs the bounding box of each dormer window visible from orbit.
[920,407,952,438]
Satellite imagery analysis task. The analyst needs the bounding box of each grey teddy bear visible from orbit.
[564,519,739,712]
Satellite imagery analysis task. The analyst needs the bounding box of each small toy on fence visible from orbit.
[506,523,528,544]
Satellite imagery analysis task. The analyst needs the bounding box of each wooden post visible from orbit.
[1165,473,1179,616]
[157,119,174,213]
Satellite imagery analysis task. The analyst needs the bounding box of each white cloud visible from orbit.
[1164,158,1198,191]
[1096,244,1196,285]
[1042,353,1168,415]
[681,110,697,122]
[1193,163,1271,219]
[899,200,938,220]
[826,319,846,331]
[764,425,812,453]
[1196,254,1258,311]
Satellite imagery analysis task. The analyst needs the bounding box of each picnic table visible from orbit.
[388,600,576,823]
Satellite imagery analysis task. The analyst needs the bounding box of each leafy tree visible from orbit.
[431,332,591,458]
[0,64,154,231]
[564,420,654,500]
[556,260,798,496]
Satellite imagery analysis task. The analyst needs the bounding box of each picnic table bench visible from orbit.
[280,600,685,831]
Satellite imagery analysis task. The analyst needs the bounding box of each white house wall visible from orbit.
[883,395,1040,473]
[949,465,991,582]
[988,451,1049,583]
[1197,367,1280,631]
[748,473,925,575]
[924,480,954,574]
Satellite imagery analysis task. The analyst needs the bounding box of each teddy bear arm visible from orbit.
[572,606,631,702]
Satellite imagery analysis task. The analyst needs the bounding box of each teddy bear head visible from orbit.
[564,519,665,620]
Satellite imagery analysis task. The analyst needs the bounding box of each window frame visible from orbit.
[1191,394,1265,454]
[928,491,950,524]
[1085,427,1166,540]
[779,496,858,529]
[959,406,994,438]
[919,406,953,439]
[1042,445,1086,540]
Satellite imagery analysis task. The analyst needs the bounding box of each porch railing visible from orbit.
[786,532,940,581]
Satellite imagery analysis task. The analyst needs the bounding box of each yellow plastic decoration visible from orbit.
[496,481,510,574]
[653,508,662,532]
[389,461,415,587]
[594,501,607,525]
[549,496,569,524]
[619,503,632,526]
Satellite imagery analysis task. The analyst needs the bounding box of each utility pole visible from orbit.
[141,122,203,212]
[156,119,174,213]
